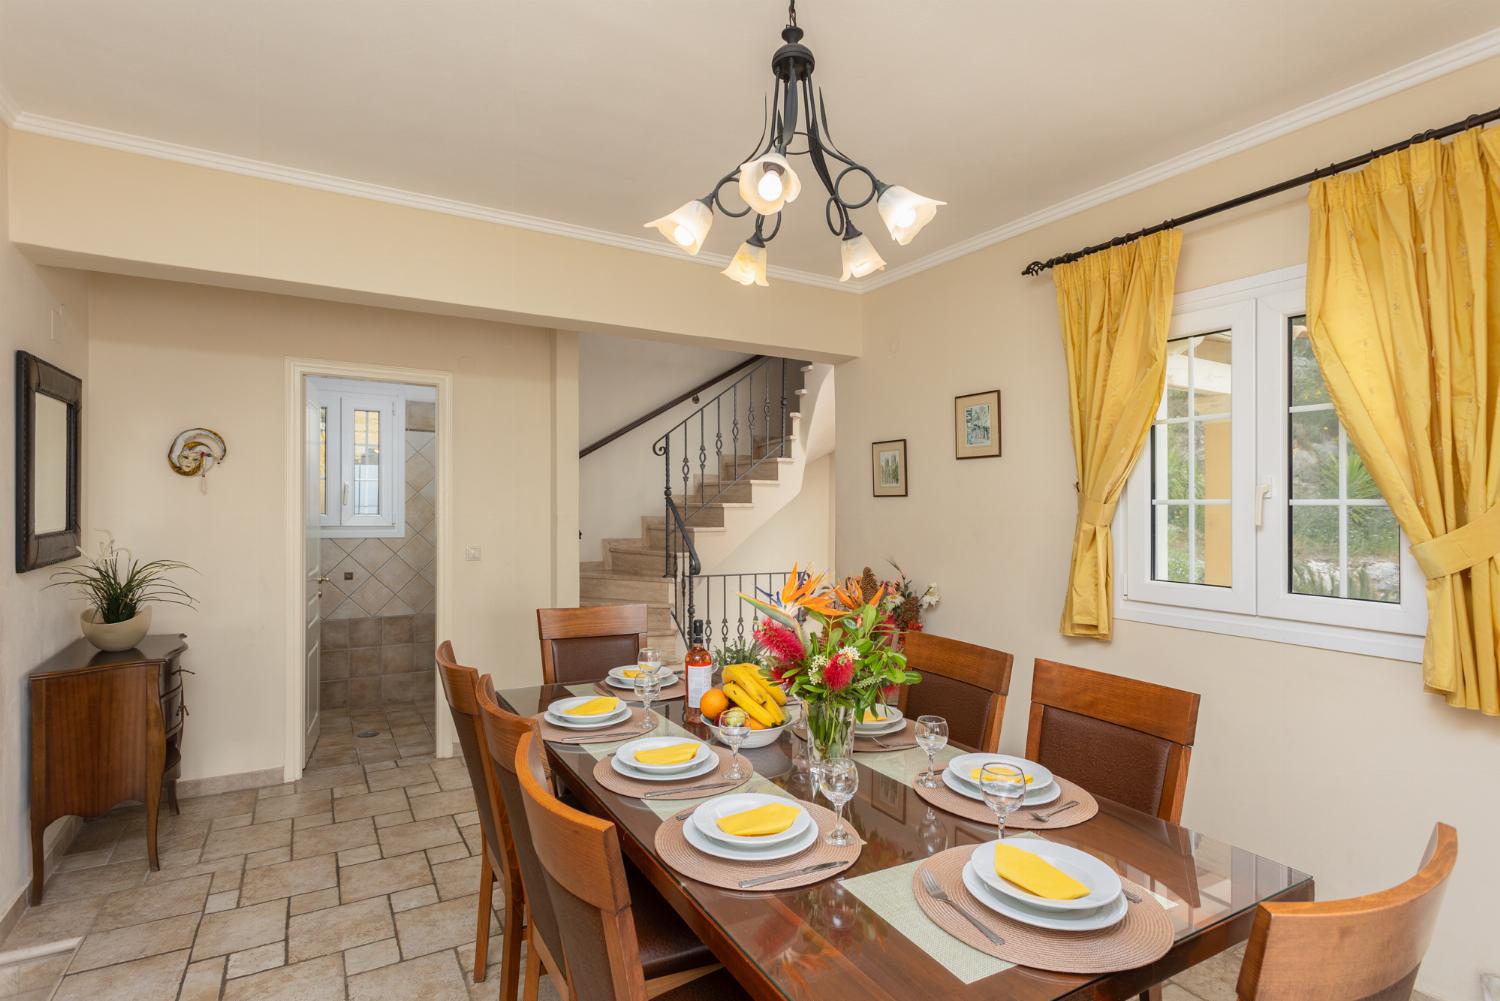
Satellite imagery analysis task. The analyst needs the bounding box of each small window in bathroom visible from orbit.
[312,378,406,538]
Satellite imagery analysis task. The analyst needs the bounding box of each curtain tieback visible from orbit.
[1077,497,1112,526]
[1411,503,1500,579]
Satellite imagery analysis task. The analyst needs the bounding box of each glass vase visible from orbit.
[805,701,855,780]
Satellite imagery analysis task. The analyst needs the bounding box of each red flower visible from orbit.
[770,664,796,688]
[754,619,806,665]
[880,684,900,701]
[824,652,854,691]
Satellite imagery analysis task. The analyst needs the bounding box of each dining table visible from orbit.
[497,681,1313,1001]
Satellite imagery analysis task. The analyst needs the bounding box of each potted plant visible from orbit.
[49,533,196,651]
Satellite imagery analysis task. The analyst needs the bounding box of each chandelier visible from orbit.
[643,0,944,286]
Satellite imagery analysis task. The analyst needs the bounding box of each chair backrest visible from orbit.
[536,605,647,686]
[514,730,646,1001]
[1025,659,1200,823]
[475,677,568,987]
[1237,823,1457,1001]
[435,642,513,880]
[899,632,1013,751]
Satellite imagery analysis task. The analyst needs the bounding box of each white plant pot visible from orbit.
[80,606,152,652]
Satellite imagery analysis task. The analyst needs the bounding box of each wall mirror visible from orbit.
[16,351,82,572]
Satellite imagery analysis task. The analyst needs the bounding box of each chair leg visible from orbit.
[474,854,494,984]
[522,921,542,1001]
[500,880,524,1001]
[1140,988,1163,1001]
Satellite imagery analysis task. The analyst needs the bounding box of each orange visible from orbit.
[747,717,768,730]
[700,688,728,723]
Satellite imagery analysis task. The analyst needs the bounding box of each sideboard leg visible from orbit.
[29,815,46,905]
[145,781,162,872]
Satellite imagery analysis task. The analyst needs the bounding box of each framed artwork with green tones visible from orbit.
[954,389,1001,459]
[871,439,907,497]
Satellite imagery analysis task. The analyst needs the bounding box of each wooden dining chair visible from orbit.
[1236,823,1457,1000]
[1026,659,1200,824]
[436,641,524,999]
[898,632,1013,750]
[513,730,745,1001]
[536,605,647,685]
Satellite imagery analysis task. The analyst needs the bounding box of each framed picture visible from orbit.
[954,390,1001,459]
[871,439,908,497]
[871,771,907,822]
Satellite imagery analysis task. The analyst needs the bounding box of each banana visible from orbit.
[725,665,784,723]
[722,681,777,727]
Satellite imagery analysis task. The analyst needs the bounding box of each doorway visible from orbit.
[284,360,453,781]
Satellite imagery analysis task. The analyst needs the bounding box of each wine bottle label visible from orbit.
[686,659,713,709]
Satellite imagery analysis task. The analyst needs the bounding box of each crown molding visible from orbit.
[3,25,1497,298]
[859,26,1500,291]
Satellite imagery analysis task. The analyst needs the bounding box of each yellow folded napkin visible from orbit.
[994,843,1089,900]
[621,668,643,678]
[563,697,620,716]
[970,767,1034,784]
[862,708,891,723]
[632,743,699,766]
[716,803,802,838]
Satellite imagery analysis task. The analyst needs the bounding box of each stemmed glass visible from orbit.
[637,646,663,675]
[718,716,749,780]
[633,669,661,732]
[914,715,948,788]
[978,762,1028,841]
[818,757,859,847]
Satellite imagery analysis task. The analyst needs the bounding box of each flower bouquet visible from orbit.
[740,566,919,767]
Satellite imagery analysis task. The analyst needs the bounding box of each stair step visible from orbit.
[606,545,681,577]
[579,571,673,604]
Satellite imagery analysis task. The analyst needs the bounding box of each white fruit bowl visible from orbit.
[704,718,790,749]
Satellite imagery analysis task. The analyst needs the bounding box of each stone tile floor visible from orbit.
[0,703,1440,1001]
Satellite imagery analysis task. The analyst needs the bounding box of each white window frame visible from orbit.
[312,377,406,539]
[1116,265,1426,662]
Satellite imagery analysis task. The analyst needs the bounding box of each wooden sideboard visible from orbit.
[29,633,189,904]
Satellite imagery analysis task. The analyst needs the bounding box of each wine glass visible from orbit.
[978,762,1027,841]
[633,669,661,731]
[637,646,663,676]
[817,757,859,847]
[718,715,749,780]
[914,715,948,788]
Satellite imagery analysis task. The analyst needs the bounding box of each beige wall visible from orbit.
[714,453,836,577]
[0,123,92,926]
[834,55,1500,1000]
[84,275,566,782]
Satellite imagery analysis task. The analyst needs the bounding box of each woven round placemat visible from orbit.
[536,706,652,744]
[594,677,687,702]
[853,719,918,752]
[911,774,1098,830]
[912,845,1172,973]
[592,745,754,800]
[654,799,862,891]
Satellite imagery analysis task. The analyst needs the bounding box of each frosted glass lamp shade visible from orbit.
[738,153,802,215]
[722,239,770,287]
[839,232,887,281]
[644,199,714,255]
[876,185,944,245]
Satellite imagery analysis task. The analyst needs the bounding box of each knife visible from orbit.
[641,780,742,800]
[738,861,845,889]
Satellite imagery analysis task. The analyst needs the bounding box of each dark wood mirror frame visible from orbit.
[16,350,82,573]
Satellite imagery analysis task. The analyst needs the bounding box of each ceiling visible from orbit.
[2,0,1499,286]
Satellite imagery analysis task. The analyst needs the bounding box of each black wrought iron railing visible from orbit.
[671,570,794,660]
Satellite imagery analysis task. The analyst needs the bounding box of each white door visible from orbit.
[304,386,327,763]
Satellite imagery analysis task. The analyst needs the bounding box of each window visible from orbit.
[312,378,406,538]
[1118,267,1425,661]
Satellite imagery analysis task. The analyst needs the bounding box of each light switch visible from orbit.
[464,547,482,562]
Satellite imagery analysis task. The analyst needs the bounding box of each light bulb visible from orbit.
[876,185,946,246]
[757,170,784,202]
[671,224,695,247]
[739,153,800,214]
[644,200,714,255]
[890,205,916,229]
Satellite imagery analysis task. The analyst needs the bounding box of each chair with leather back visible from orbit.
[1236,823,1457,1000]
[435,641,523,999]
[898,632,1013,751]
[513,729,746,1001]
[536,605,647,685]
[1025,659,1200,824]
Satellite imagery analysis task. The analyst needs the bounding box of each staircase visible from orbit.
[579,356,827,661]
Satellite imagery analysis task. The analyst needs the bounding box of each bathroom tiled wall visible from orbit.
[319,398,438,710]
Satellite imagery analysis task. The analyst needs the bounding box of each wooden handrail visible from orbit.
[579,354,765,458]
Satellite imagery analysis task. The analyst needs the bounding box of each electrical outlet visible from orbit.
[464,547,482,562]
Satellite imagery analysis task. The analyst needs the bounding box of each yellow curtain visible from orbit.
[1055,230,1182,638]
[1307,125,1500,714]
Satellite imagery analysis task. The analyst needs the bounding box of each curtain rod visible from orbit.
[1020,104,1500,277]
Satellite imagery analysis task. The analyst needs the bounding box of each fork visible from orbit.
[1029,800,1078,823]
[919,868,1005,946]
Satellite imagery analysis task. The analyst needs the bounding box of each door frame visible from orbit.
[283,357,456,782]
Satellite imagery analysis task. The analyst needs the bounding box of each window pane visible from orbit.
[1346,437,1381,500]
[1290,409,1339,499]
[318,406,328,516]
[1291,506,1341,597]
[1191,333,1232,417]
[1195,419,1232,500]
[1162,422,1189,499]
[1200,505,1232,585]
[352,408,381,516]
[1348,505,1401,602]
[1154,503,1191,583]
[1289,316,1329,406]
[1164,340,1189,418]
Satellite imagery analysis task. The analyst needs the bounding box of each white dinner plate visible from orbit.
[610,749,719,783]
[547,695,628,722]
[960,860,1128,932]
[947,753,1054,792]
[615,736,712,775]
[604,670,679,690]
[543,703,632,730]
[968,839,1122,912]
[682,809,820,862]
[690,793,812,848]
[941,766,1060,807]
[854,706,905,734]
